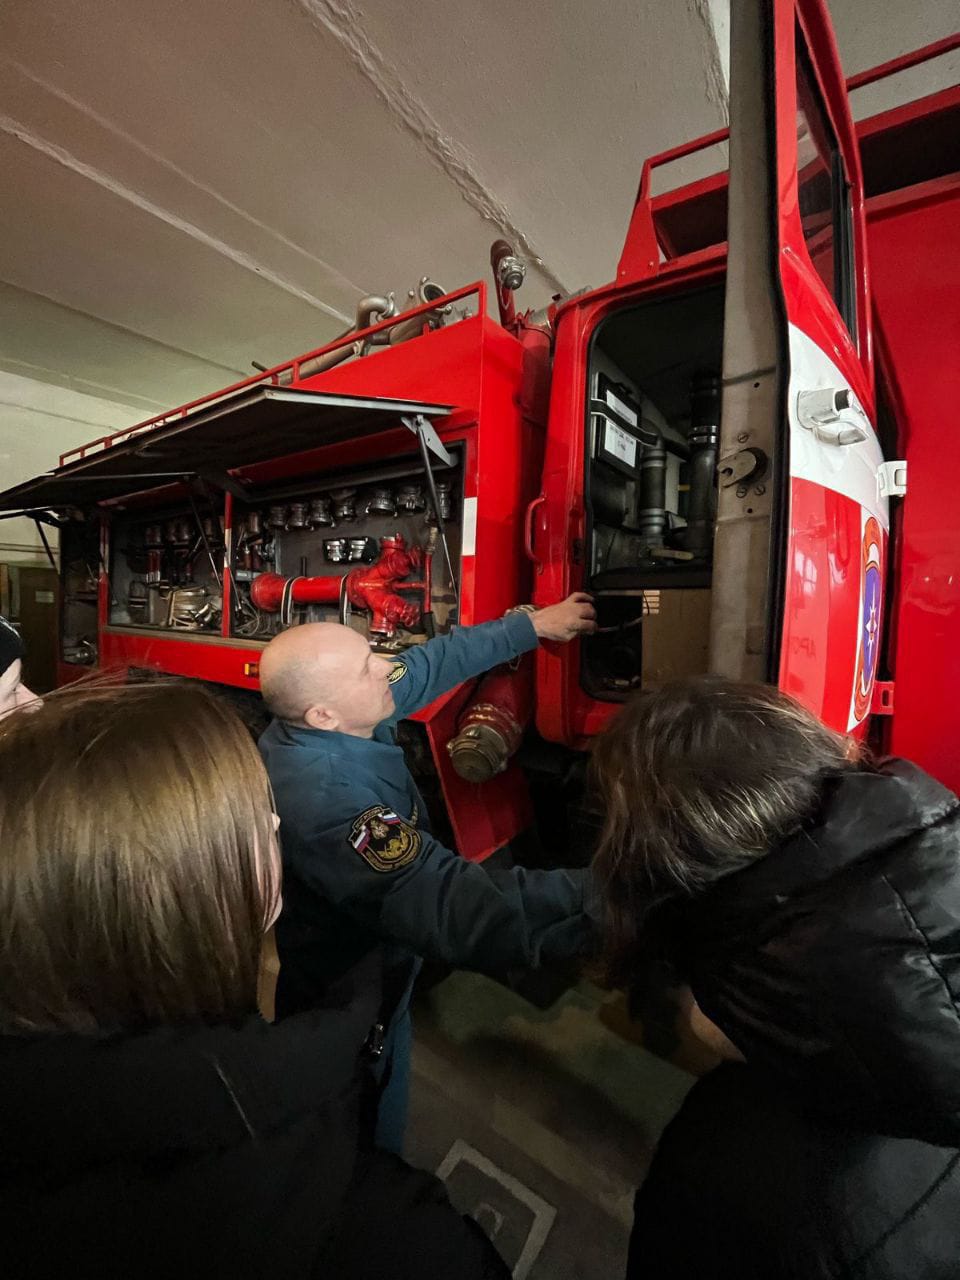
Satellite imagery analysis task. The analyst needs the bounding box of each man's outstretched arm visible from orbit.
[291,781,598,973]
[389,593,596,720]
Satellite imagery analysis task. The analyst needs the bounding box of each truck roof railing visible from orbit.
[58,281,485,467]
[844,31,960,92]
[632,32,960,264]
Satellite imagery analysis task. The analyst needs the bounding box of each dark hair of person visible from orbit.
[590,676,863,987]
[0,679,279,1034]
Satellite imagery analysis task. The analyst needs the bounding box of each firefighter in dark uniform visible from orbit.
[258,594,597,1152]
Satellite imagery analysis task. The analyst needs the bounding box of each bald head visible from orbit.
[260,623,396,737]
[260,623,366,720]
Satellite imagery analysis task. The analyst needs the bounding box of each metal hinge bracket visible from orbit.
[877,460,907,500]
[401,413,454,467]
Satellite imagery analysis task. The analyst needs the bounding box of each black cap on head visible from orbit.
[0,616,25,678]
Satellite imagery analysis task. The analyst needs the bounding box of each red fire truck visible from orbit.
[2,2,957,861]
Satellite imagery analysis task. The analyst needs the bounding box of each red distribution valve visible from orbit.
[346,534,422,634]
[250,534,425,637]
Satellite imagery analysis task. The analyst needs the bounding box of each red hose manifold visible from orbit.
[447,659,534,783]
[348,534,423,634]
[250,534,426,636]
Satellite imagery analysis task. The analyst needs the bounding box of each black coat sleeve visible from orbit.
[318,1148,510,1279]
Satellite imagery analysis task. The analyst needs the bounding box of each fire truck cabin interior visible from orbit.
[581,285,725,699]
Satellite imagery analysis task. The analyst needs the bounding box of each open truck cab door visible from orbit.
[532,0,886,747]
[717,0,886,731]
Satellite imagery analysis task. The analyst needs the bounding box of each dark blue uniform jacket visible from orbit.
[260,613,595,1018]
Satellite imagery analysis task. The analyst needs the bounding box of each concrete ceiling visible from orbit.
[0,0,956,557]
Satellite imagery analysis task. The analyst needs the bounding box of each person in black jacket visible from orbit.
[591,676,960,1280]
[0,680,508,1280]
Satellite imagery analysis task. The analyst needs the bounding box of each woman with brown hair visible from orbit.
[0,681,508,1279]
[591,677,960,1280]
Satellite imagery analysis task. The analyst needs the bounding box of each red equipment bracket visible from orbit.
[871,681,895,716]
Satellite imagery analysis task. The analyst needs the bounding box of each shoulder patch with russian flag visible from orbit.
[348,804,421,873]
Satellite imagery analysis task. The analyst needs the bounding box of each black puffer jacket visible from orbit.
[630,758,960,1279]
[629,1063,960,1279]
[0,987,507,1279]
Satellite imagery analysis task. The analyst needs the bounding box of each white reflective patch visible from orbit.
[461,495,478,556]
[787,323,889,530]
[603,420,638,468]
[605,389,638,426]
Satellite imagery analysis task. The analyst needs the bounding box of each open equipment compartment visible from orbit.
[228,446,465,649]
[580,283,726,699]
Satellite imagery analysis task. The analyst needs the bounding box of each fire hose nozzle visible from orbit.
[446,661,533,784]
[497,255,525,293]
[447,709,521,783]
[490,239,526,292]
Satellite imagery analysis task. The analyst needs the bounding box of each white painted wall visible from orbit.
[0,372,139,561]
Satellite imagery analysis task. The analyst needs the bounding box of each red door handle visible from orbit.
[525,495,546,568]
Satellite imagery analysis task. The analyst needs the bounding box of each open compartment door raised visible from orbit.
[0,388,452,513]
[713,0,885,731]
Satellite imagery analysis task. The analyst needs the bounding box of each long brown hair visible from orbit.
[0,680,279,1034]
[591,677,861,986]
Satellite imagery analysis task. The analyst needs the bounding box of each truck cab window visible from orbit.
[796,33,857,344]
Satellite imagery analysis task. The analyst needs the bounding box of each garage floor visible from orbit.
[405,972,698,1279]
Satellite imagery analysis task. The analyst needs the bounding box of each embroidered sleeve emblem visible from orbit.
[348,805,422,873]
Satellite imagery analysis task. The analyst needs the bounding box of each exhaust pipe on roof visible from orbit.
[367,278,451,347]
[280,295,395,381]
[283,340,362,382]
[280,281,448,378]
[355,293,396,331]
[490,240,525,328]
[416,278,448,305]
